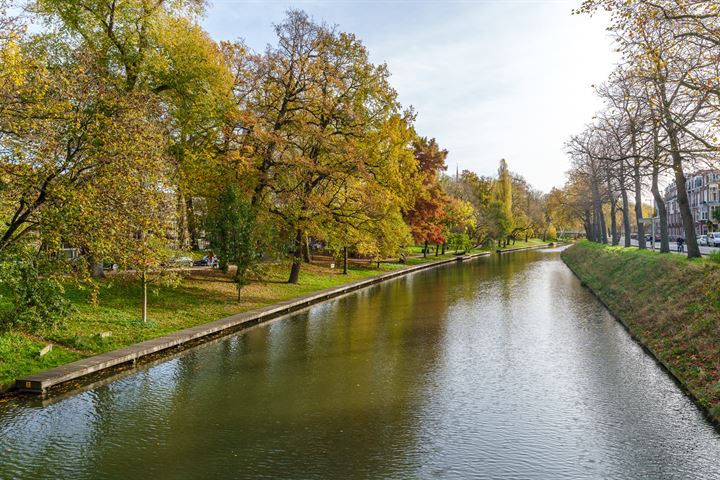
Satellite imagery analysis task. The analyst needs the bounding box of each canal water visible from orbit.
[1,248,719,479]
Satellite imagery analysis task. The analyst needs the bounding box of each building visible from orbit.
[664,169,720,237]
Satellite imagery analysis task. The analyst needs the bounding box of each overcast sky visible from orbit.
[202,0,618,192]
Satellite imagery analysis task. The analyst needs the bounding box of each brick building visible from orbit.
[664,169,720,237]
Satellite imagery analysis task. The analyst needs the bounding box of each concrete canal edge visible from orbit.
[14,252,491,396]
[560,248,720,431]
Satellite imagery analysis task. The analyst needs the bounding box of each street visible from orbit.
[625,238,720,256]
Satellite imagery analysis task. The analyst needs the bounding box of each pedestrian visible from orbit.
[207,251,218,268]
[677,237,684,253]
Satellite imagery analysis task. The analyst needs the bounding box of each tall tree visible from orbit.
[206,184,255,302]
[404,137,448,256]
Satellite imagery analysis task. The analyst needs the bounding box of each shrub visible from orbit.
[447,233,471,253]
[707,250,720,264]
[0,261,72,332]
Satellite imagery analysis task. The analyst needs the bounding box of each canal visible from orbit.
[1,247,719,479]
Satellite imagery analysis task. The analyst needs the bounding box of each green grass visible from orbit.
[0,333,82,386]
[0,249,479,385]
[562,240,720,423]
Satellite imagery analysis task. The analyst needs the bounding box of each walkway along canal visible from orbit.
[1,247,719,479]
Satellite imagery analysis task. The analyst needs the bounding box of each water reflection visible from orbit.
[1,251,719,479]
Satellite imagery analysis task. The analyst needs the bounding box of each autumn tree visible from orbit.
[31,0,207,91]
[404,137,449,256]
[493,159,514,246]
[223,11,420,282]
[0,4,193,322]
[33,0,233,251]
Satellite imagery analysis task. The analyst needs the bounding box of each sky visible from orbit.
[201,0,619,192]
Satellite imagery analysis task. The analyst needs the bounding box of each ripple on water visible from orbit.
[0,251,719,479]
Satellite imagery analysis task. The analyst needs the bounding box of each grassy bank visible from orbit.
[0,248,484,385]
[561,241,720,422]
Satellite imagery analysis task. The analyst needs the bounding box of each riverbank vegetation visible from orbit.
[562,241,720,422]
[555,1,720,258]
[0,1,563,357]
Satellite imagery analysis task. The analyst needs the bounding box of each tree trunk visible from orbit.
[583,212,593,241]
[590,171,605,243]
[92,261,105,279]
[343,246,348,275]
[435,244,439,256]
[633,159,646,249]
[185,197,198,249]
[651,163,670,253]
[599,208,608,244]
[649,113,670,253]
[607,177,619,245]
[88,254,105,279]
[620,163,632,247]
[672,158,700,257]
[441,243,446,255]
[594,205,605,244]
[609,199,618,245]
[288,229,302,284]
[234,267,245,303]
[142,271,148,323]
[176,190,190,250]
[661,84,700,258]
[423,240,428,258]
[667,126,700,257]
[302,233,311,263]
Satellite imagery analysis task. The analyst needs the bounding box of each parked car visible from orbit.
[102,260,119,271]
[194,255,219,268]
[708,232,720,247]
[169,255,194,268]
[698,235,708,246]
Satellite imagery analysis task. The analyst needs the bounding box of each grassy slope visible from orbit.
[0,248,487,385]
[561,241,720,421]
